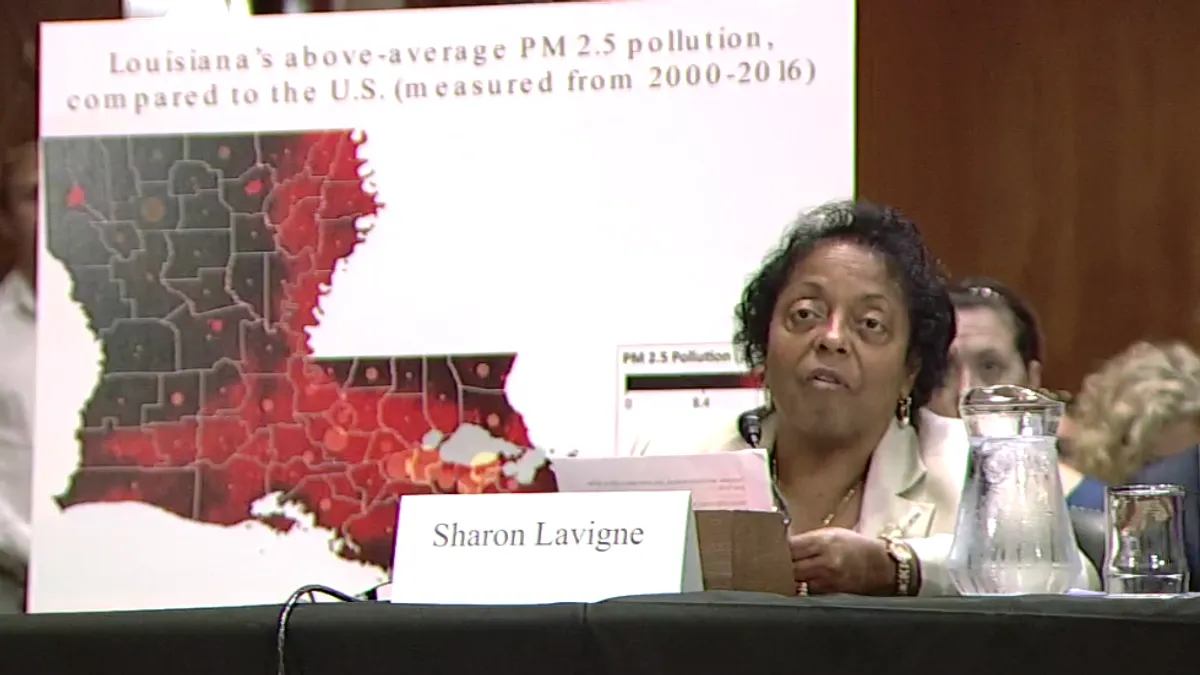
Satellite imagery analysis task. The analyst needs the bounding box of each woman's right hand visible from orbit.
[789,527,897,596]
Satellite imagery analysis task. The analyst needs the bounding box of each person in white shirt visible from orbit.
[0,142,37,612]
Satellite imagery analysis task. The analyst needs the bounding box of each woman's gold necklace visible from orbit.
[770,450,863,596]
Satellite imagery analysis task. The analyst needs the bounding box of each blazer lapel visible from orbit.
[858,422,936,538]
[757,414,953,538]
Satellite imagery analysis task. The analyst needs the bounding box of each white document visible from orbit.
[551,450,775,512]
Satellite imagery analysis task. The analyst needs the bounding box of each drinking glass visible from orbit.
[1104,484,1189,596]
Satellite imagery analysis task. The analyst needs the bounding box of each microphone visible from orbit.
[737,406,769,447]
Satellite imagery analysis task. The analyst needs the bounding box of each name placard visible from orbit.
[390,491,702,604]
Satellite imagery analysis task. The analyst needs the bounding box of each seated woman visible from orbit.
[1060,341,1200,508]
[665,201,1095,595]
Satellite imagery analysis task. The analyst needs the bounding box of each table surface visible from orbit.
[1,592,1196,675]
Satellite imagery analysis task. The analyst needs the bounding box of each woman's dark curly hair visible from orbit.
[733,200,955,418]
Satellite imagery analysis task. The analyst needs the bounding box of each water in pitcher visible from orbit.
[949,435,1080,595]
[948,385,1081,596]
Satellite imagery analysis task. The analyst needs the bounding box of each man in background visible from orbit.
[0,141,38,612]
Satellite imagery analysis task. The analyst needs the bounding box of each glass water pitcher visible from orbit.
[947,385,1082,595]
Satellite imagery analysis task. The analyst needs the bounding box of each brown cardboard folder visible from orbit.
[694,510,794,596]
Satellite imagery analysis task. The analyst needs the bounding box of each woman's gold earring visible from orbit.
[896,396,912,427]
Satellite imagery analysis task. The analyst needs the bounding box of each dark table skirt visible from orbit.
[1,592,1195,675]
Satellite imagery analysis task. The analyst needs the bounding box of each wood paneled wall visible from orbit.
[858,0,1200,389]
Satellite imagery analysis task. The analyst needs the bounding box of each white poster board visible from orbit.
[31,0,855,612]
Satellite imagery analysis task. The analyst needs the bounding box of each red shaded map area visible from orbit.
[43,131,554,569]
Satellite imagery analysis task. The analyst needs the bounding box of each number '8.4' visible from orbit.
[647,59,807,89]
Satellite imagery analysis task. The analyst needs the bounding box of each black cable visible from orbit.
[356,580,390,601]
[276,584,362,675]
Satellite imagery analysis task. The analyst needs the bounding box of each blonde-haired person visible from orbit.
[1058,341,1200,511]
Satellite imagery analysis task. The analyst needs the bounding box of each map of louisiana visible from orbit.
[42,131,555,569]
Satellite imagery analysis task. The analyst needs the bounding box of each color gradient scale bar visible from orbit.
[623,372,760,392]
